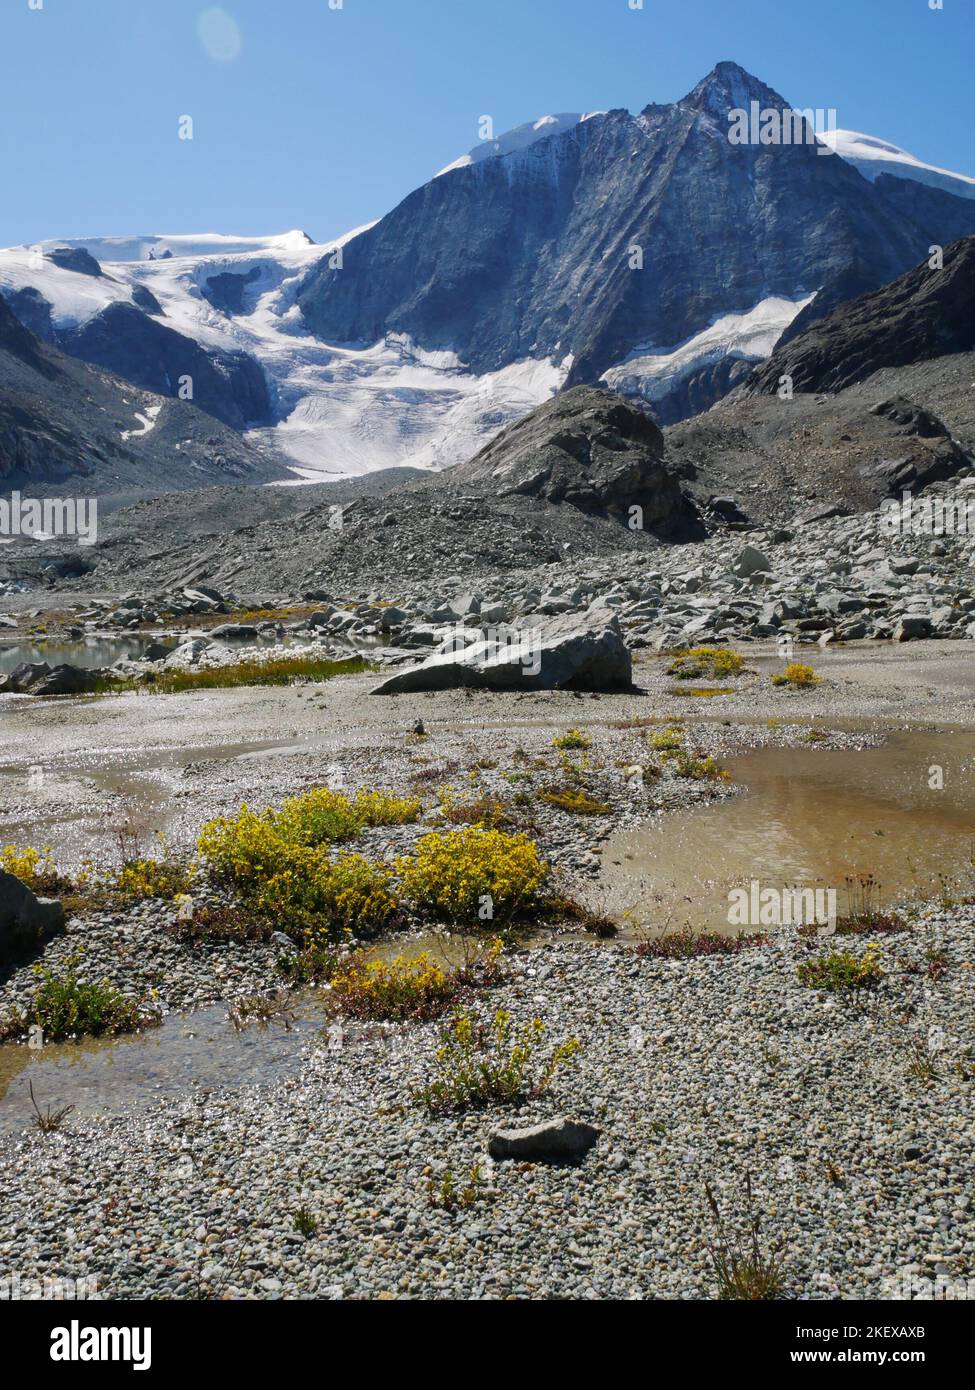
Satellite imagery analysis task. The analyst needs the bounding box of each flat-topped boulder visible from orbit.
[370,606,631,694]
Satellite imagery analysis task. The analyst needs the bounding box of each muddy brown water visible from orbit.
[601,728,975,934]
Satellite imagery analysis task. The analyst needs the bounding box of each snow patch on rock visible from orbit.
[600,294,816,403]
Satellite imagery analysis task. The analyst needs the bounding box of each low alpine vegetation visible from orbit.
[704,1175,787,1301]
[645,726,685,753]
[329,951,460,1022]
[671,752,729,781]
[437,784,511,828]
[413,1007,580,1115]
[196,786,417,937]
[426,1165,484,1211]
[113,854,194,901]
[832,873,907,935]
[668,646,744,681]
[0,952,160,1042]
[292,1205,318,1238]
[165,902,276,945]
[1,844,73,895]
[28,1080,74,1135]
[100,655,375,695]
[229,990,296,1030]
[771,663,820,689]
[552,728,592,751]
[330,939,506,1022]
[538,785,612,815]
[636,927,768,959]
[796,944,883,992]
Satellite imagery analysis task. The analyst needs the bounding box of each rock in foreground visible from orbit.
[488,1117,601,1162]
[0,868,65,963]
[0,662,101,696]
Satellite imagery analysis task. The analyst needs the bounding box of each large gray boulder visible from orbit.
[370,607,632,694]
[0,662,52,693]
[731,544,772,578]
[28,664,102,696]
[0,662,100,695]
[0,868,65,962]
[893,615,933,642]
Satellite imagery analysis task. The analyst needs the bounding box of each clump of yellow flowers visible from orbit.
[1,844,63,894]
[397,826,548,924]
[114,856,194,901]
[197,785,419,937]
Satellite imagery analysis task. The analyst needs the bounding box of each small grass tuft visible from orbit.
[292,1205,318,1238]
[672,752,729,781]
[796,944,883,992]
[0,952,160,1042]
[538,785,612,815]
[29,1080,74,1134]
[413,1008,580,1115]
[426,1165,483,1211]
[704,1174,787,1301]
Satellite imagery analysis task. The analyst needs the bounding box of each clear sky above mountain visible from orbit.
[1,0,971,247]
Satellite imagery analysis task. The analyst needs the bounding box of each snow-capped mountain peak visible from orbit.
[816,129,975,200]
[435,111,606,178]
[5,63,975,493]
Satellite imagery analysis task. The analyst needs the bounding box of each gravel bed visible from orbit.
[0,715,876,1022]
[0,903,971,1300]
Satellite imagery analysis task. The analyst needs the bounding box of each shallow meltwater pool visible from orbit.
[0,636,152,673]
[601,728,975,935]
[0,997,332,1139]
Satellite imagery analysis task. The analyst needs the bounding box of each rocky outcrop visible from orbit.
[0,662,102,695]
[747,236,975,397]
[45,246,103,278]
[201,267,262,315]
[0,868,65,963]
[667,349,975,527]
[453,386,698,536]
[0,295,287,492]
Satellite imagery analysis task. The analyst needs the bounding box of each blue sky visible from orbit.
[1,0,972,246]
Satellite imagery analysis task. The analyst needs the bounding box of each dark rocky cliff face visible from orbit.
[57,302,272,431]
[1,245,274,434]
[297,63,975,390]
[745,236,975,396]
